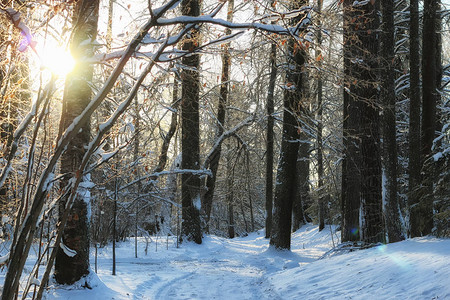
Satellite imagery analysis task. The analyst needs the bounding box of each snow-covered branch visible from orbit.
[203,115,255,170]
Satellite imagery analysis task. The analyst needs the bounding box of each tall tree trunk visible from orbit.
[54,0,99,284]
[414,0,439,237]
[341,0,362,242]
[342,1,384,243]
[202,0,234,231]
[270,0,307,250]
[358,1,384,244]
[380,0,403,243]
[180,0,202,244]
[408,0,422,238]
[264,0,277,240]
[316,0,326,232]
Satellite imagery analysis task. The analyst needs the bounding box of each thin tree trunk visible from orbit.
[316,0,325,232]
[54,0,99,284]
[180,0,202,244]
[381,0,403,243]
[227,156,235,239]
[134,96,140,258]
[112,178,117,275]
[202,0,234,231]
[264,0,277,240]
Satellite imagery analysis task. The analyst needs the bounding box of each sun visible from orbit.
[36,41,75,77]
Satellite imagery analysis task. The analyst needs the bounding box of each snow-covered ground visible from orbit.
[1,224,449,299]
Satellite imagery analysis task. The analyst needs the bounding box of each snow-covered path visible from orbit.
[94,229,333,300]
[14,224,448,299]
[45,225,337,299]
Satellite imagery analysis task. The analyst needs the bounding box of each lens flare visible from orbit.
[36,41,75,77]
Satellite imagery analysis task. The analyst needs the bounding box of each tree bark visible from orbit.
[265,40,276,238]
[264,0,278,240]
[380,0,403,243]
[227,156,235,238]
[54,0,99,284]
[412,0,439,237]
[342,0,384,243]
[358,1,384,244]
[407,0,422,238]
[270,0,307,250]
[180,0,202,244]
[316,0,325,232]
[292,130,308,231]
[341,0,362,242]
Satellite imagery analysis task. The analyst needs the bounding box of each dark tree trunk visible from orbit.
[358,1,384,244]
[265,17,277,239]
[380,0,404,243]
[316,0,325,232]
[54,0,99,284]
[202,0,234,231]
[342,1,384,243]
[341,0,362,242]
[180,0,202,244]
[412,0,439,237]
[227,156,235,239]
[408,0,422,237]
[270,0,307,250]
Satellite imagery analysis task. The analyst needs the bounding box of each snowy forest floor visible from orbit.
[1,224,449,299]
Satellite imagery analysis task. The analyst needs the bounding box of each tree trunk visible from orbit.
[316,0,325,232]
[227,155,235,238]
[270,0,307,250]
[264,0,277,240]
[292,130,309,231]
[202,0,234,231]
[380,0,403,243]
[408,0,422,238]
[54,0,99,284]
[358,1,384,244]
[180,0,202,244]
[342,0,384,243]
[341,0,362,242]
[413,0,439,237]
